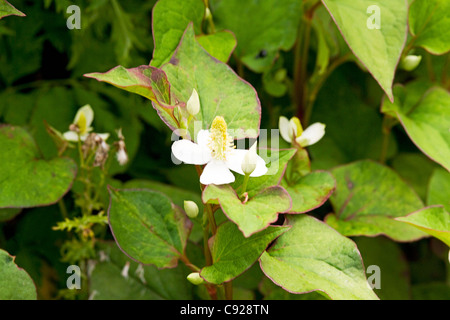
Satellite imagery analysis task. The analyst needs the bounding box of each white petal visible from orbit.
[250,155,268,177]
[296,122,326,147]
[200,160,235,185]
[74,105,94,128]
[196,129,210,148]
[279,116,292,143]
[98,133,110,141]
[186,88,200,116]
[226,148,267,177]
[172,139,211,165]
[63,131,79,142]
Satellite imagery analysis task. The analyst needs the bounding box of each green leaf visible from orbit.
[325,160,428,242]
[232,148,297,199]
[0,125,76,208]
[210,0,302,72]
[150,0,205,68]
[408,0,450,55]
[322,0,408,100]
[91,242,194,299]
[108,188,192,269]
[259,215,379,300]
[427,168,450,212]
[395,87,450,171]
[196,31,237,63]
[355,237,411,300]
[282,170,335,213]
[0,0,25,19]
[0,208,21,222]
[395,206,450,247]
[161,24,261,139]
[0,249,36,300]
[202,185,291,237]
[200,222,289,284]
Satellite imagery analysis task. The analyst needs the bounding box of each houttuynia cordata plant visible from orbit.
[0,0,449,302]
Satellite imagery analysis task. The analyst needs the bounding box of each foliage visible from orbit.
[0,0,449,301]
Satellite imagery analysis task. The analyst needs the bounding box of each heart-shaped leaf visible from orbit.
[282,170,335,213]
[210,0,302,72]
[161,23,261,139]
[202,184,291,237]
[0,0,25,19]
[108,188,192,269]
[325,160,428,241]
[0,249,36,300]
[196,31,237,63]
[322,0,408,101]
[200,222,289,284]
[427,168,450,212]
[259,214,379,300]
[0,125,76,208]
[409,0,450,55]
[395,206,450,247]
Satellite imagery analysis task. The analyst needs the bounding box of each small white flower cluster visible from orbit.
[63,104,129,167]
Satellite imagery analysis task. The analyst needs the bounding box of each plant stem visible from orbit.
[224,281,233,300]
[240,173,250,196]
[58,198,69,220]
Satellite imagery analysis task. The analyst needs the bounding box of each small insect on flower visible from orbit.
[279,116,326,147]
[172,116,268,185]
[63,104,109,142]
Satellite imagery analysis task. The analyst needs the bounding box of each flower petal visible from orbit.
[74,105,94,129]
[226,148,268,177]
[279,116,292,143]
[296,122,326,147]
[196,129,211,148]
[172,139,211,165]
[63,131,79,142]
[200,160,235,185]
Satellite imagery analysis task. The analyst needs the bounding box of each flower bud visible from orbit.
[241,142,258,175]
[400,55,422,71]
[187,272,204,285]
[186,88,200,116]
[184,200,199,219]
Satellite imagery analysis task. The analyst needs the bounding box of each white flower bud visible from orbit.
[400,55,422,71]
[187,272,204,285]
[241,141,258,175]
[186,88,200,116]
[184,200,199,219]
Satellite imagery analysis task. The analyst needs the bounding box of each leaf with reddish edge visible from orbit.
[202,184,291,238]
[84,65,179,130]
[282,170,335,214]
[161,23,261,139]
[0,249,37,300]
[108,187,192,269]
[395,205,450,247]
[0,125,76,209]
[321,0,408,101]
[325,160,428,242]
[0,0,25,19]
[200,222,289,285]
[260,214,379,300]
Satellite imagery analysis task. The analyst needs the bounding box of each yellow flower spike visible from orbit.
[289,116,303,138]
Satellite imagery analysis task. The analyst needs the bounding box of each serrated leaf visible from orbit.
[202,184,291,237]
[325,160,428,242]
[0,249,36,300]
[200,222,289,284]
[409,0,450,55]
[322,0,408,100]
[0,125,76,208]
[259,215,379,300]
[395,206,450,247]
[108,188,192,269]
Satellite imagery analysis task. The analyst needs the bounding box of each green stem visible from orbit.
[240,173,250,197]
[58,198,69,220]
[224,281,233,300]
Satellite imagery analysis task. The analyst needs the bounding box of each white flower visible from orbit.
[116,148,128,166]
[184,200,199,219]
[279,116,325,147]
[172,116,267,185]
[186,88,200,116]
[63,105,109,142]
